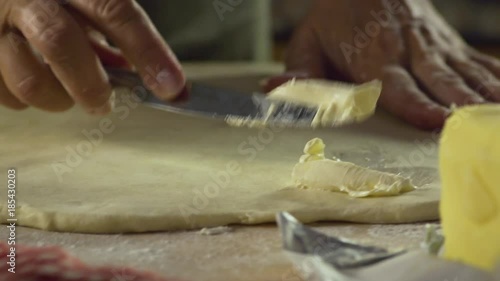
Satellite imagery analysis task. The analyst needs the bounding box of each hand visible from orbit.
[0,0,185,114]
[269,0,500,130]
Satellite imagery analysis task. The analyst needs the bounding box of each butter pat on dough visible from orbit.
[292,138,416,198]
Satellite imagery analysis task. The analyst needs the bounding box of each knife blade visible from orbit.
[105,67,318,128]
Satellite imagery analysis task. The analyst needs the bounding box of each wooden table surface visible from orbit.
[2,222,434,281]
[0,63,439,281]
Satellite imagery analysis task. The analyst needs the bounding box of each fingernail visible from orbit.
[89,102,112,116]
[156,69,183,100]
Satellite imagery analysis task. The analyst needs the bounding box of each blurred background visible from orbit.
[138,0,500,62]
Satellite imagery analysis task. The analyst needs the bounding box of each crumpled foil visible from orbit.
[276,212,499,281]
[276,212,404,269]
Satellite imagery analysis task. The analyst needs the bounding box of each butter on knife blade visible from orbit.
[105,67,382,128]
[226,79,382,129]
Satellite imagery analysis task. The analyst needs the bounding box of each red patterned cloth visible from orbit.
[0,243,181,281]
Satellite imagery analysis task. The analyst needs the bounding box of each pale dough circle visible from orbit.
[0,89,440,233]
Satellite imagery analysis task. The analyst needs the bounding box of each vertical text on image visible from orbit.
[6,168,17,274]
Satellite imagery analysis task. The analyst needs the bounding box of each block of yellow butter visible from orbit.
[440,104,500,271]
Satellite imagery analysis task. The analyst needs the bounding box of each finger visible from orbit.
[380,66,450,131]
[413,56,484,105]
[407,27,485,106]
[90,38,133,69]
[0,78,28,111]
[468,49,500,78]
[66,9,133,70]
[448,57,500,102]
[10,1,112,114]
[285,23,327,79]
[262,72,313,93]
[262,23,327,93]
[0,33,73,112]
[70,0,185,100]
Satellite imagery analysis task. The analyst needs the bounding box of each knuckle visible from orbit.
[416,57,459,89]
[37,22,74,60]
[92,0,140,28]
[453,59,487,79]
[429,72,460,89]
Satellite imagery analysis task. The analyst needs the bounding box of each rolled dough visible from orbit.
[0,87,440,234]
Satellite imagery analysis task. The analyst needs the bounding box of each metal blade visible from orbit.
[106,67,317,127]
[277,212,405,269]
[144,83,267,118]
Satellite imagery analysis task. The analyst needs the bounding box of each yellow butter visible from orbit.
[267,79,382,127]
[226,79,382,128]
[293,138,415,197]
[440,104,500,271]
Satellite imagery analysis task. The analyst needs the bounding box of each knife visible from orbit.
[105,67,318,128]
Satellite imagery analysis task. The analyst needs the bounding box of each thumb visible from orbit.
[263,23,327,92]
